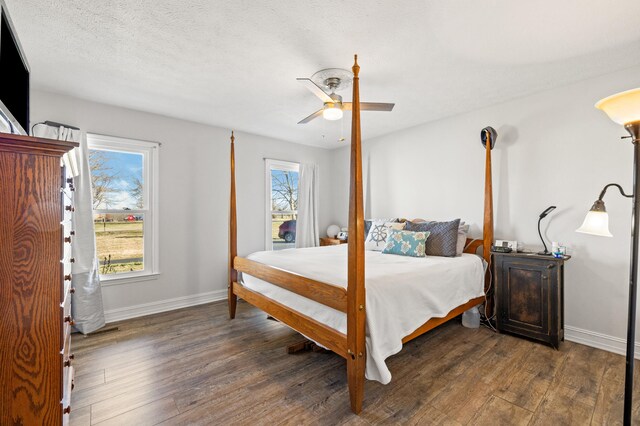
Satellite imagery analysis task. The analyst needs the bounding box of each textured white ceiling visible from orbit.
[6,0,640,148]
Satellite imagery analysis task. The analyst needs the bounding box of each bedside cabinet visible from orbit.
[493,252,569,349]
[320,237,347,246]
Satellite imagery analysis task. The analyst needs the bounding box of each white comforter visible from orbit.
[242,244,484,384]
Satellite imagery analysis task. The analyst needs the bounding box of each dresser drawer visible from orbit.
[61,186,74,205]
[62,321,72,360]
[63,260,73,281]
[61,284,73,326]
[62,365,74,424]
[62,202,74,223]
[60,223,74,265]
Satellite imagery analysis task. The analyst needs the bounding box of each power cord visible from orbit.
[463,238,497,332]
[480,265,497,332]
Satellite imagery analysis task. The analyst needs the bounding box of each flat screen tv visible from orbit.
[0,0,29,135]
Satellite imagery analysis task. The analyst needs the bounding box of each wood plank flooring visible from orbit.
[69,301,636,425]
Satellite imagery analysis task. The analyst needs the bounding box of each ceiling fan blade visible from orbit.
[297,78,333,103]
[298,109,324,124]
[342,102,395,111]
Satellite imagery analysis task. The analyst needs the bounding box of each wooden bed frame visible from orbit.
[227,55,494,414]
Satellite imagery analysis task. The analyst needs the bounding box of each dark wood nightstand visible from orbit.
[320,237,348,246]
[493,252,570,349]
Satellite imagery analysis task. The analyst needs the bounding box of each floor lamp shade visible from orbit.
[596,88,640,126]
[576,210,612,237]
[576,199,613,237]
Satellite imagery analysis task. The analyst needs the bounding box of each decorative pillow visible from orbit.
[365,218,399,237]
[404,219,461,257]
[457,222,470,256]
[365,221,404,251]
[382,230,429,257]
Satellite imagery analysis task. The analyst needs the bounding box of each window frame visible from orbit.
[87,133,160,283]
[265,159,300,250]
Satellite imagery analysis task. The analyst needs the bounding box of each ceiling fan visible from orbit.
[297,68,395,124]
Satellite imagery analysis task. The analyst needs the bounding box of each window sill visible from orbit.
[100,272,160,287]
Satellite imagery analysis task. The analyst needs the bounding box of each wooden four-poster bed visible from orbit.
[227,55,495,414]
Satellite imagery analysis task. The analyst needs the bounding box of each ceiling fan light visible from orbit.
[323,104,343,121]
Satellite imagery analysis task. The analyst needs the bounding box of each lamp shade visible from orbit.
[326,224,340,238]
[323,105,343,121]
[576,210,613,237]
[595,88,640,125]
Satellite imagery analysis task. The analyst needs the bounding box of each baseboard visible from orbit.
[104,289,227,323]
[565,325,640,359]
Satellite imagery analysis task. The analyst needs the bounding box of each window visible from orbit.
[87,134,159,280]
[265,159,299,251]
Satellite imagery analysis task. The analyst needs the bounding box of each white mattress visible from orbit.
[241,244,484,384]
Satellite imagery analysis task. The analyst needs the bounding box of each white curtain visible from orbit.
[36,124,105,334]
[296,163,320,248]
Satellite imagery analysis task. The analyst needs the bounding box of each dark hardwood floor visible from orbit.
[70,300,634,425]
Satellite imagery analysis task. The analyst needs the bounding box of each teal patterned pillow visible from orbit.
[382,230,430,257]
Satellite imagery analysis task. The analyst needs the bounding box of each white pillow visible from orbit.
[365,221,404,251]
[456,222,471,256]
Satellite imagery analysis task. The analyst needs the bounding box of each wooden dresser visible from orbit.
[493,252,569,349]
[0,133,78,425]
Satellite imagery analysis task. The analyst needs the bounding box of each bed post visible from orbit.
[229,131,238,319]
[482,129,494,314]
[347,54,366,414]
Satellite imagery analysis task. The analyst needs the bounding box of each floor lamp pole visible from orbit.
[625,139,640,425]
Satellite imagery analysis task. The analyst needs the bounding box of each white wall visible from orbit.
[329,65,640,355]
[31,90,334,321]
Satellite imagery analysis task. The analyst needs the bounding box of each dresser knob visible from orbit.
[70,258,75,263]
[66,178,73,185]
[63,359,72,367]
[63,406,71,415]
[70,287,76,294]
[64,274,72,281]
[69,353,75,360]
[64,236,72,243]
[65,205,75,212]
[70,230,76,236]
[64,315,73,324]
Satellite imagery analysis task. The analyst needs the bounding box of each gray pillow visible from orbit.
[404,219,461,257]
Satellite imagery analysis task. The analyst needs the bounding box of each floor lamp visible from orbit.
[576,88,640,425]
